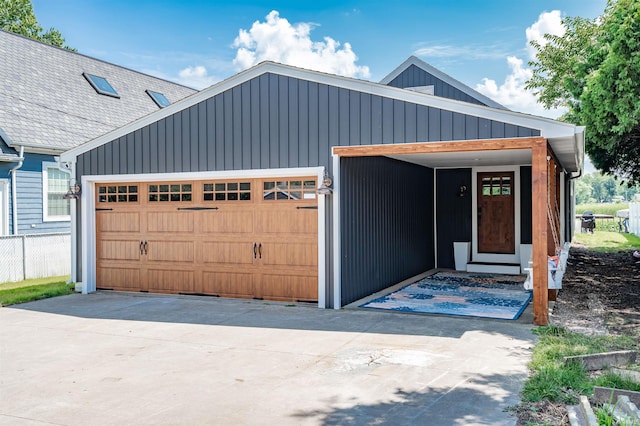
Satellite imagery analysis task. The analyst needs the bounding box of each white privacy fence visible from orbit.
[630,202,640,236]
[0,233,70,283]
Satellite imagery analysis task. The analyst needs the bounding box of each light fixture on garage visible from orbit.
[63,182,82,200]
[317,172,333,195]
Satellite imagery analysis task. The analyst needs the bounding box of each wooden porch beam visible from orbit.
[332,137,546,157]
[532,141,549,325]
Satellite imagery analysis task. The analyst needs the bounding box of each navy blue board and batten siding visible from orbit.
[77,73,540,177]
[76,71,541,307]
[340,156,434,305]
[436,169,473,269]
[386,64,491,107]
[520,166,533,245]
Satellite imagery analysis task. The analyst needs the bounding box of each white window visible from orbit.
[42,162,71,222]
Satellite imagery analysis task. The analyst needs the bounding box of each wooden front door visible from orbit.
[95,177,318,302]
[477,172,515,254]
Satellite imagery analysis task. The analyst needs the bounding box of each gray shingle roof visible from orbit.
[0,30,197,152]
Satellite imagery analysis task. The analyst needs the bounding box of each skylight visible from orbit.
[83,73,119,98]
[146,90,171,108]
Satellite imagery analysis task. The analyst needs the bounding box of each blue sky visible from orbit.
[32,0,607,119]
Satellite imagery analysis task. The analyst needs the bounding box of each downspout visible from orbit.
[68,160,78,285]
[55,157,78,286]
[9,146,24,235]
[568,169,582,180]
[567,170,582,241]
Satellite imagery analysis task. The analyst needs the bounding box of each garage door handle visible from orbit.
[143,241,148,255]
[177,207,219,211]
[258,243,262,259]
[140,241,144,255]
[253,243,257,259]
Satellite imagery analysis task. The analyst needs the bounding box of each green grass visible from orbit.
[576,202,629,217]
[573,230,640,252]
[522,326,639,404]
[0,275,71,290]
[0,276,74,306]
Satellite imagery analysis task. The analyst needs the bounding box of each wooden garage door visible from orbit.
[95,178,318,302]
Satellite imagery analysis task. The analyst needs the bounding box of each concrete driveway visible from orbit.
[0,292,535,425]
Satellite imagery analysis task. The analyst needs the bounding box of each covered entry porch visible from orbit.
[333,136,560,326]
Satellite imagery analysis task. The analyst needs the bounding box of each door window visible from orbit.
[481,176,511,196]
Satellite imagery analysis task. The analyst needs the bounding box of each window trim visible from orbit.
[146,89,171,108]
[42,162,71,222]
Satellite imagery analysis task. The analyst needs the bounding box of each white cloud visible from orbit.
[177,65,219,90]
[476,56,565,118]
[525,10,565,59]
[475,11,567,118]
[232,10,370,79]
[414,44,509,60]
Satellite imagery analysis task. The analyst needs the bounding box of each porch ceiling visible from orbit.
[387,149,530,169]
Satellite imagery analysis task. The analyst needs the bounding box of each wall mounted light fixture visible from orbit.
[63,183,81,200]
[317,172,333,195]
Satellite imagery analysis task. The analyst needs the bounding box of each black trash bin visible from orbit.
[581,211,595,233]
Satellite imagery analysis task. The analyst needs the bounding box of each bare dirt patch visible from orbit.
[552,245,640,340]
[516,245,639,426]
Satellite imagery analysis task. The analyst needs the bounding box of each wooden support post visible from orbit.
[532,142,549,325]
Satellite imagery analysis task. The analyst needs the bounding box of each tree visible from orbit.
[574,179,592,205]
[0,0,73,50]
[527,0,640,186]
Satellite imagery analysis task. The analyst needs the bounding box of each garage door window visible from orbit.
[148,184,192,202]
[203,182,251,201]
[263,180,316,200]
[97,185,138,203]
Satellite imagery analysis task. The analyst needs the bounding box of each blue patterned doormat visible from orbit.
[359,272,532,320]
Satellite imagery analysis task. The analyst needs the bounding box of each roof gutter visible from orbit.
[0,153,21,162]
[9,146,25,235]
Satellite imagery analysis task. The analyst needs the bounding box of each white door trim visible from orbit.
[80,167,328,308]
[472,165,521,264]
[332,154,341,309]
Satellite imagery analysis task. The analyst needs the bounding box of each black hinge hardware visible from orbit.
[296,206,318,210]
[177,207,219,211]
[96,208,113,211]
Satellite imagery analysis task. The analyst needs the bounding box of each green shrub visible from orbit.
[576,202,629,216]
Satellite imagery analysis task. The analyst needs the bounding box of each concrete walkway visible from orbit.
[0,292,536,425]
